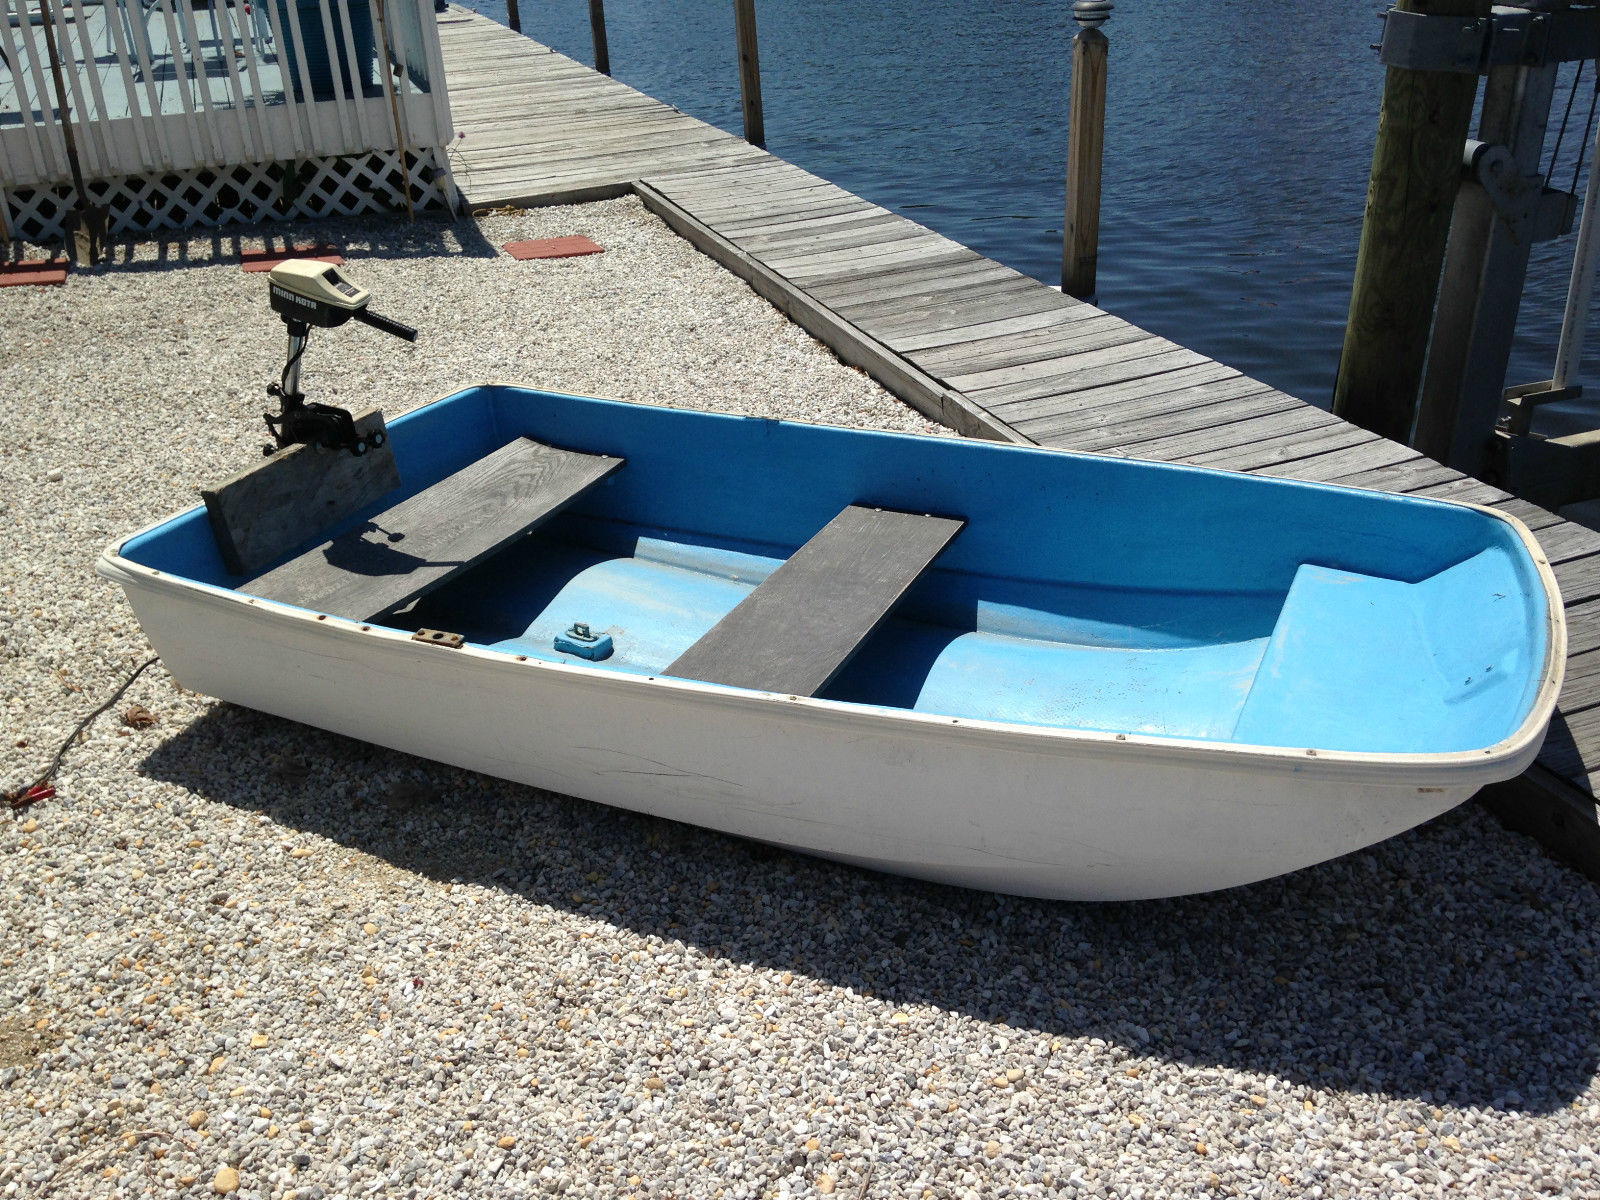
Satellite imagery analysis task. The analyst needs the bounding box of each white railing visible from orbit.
[0,0,452,191]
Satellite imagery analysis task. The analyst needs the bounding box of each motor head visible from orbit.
[268,260,370,329]
[262,260,418,457]
[267,259,418,340]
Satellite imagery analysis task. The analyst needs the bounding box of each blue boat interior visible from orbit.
[119,385,1552,755]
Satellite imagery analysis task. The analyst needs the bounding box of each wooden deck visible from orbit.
[436,9,1600,863]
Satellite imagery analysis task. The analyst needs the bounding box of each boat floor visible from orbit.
[398,529,1272,741]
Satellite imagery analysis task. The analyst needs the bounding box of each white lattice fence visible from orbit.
[2,148,455,244]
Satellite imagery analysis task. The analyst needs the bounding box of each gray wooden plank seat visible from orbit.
[246,438,624,621]
[666,505,966,696]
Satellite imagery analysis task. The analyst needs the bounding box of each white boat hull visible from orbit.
[101,556,1537,900]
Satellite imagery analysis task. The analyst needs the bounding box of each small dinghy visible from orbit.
[98,266,1564,899]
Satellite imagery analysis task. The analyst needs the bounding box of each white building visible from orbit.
[0,0,455,241]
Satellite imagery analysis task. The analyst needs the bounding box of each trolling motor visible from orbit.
[264,260,419,456]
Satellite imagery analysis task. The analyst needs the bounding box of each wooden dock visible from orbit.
[437,9,1600,868]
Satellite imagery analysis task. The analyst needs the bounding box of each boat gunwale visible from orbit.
[95,384,1568,785]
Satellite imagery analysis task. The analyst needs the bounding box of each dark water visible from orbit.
[458,0,1600,418]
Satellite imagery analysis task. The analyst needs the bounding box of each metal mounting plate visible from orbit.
[1378,5,1600,74]
[1380,10,1495,73]
[413,629,466,649]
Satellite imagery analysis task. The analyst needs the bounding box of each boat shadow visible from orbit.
[142,703,1600,1115]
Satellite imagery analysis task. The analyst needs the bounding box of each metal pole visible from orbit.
[590,0,610,75]
[282,322,309,400]
[373,0,415,222]
[36,0,96,262]
[1062,0,1110,298]
[505,0,520,34]
[35,0,87,208]
[1553,114,1600,390]
[734,0,764,148]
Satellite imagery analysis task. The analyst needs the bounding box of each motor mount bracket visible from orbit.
[262,260,418,456]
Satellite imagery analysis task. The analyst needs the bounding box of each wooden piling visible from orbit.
[1062,20,1108,299]
[734,0,765,149]
[590,0,610,75]
[505,0,521,34]
[1331,0,1488,443]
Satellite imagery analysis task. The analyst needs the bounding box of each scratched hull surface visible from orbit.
[99,386,1566,899]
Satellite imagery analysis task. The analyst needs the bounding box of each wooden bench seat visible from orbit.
[246,437,623,620]
[666,504,965,696]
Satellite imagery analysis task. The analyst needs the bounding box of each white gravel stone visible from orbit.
[4,199,1600,1200]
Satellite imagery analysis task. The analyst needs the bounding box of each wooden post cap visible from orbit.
[1073,1,1113,28]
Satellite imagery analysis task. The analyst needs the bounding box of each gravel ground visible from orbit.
[4,198,1600,1200]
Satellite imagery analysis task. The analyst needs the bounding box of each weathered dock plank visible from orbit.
[1006,369,1258,440]
[947,336,1186,395]
[832,275,1047,324]
[775,242,976,285]
[984,350,1226,414]
[720,207,896,240]
[1554,555,1600,607]
[909,313,1129,374]
[811,262,1025,311]
[1052,377,1283,442]
[1188,423,1381,471]
[1074,395,1331,458]
[864,291,1081,344]
[880,305,1097,353]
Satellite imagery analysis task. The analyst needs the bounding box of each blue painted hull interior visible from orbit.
[120,385,1554,756]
